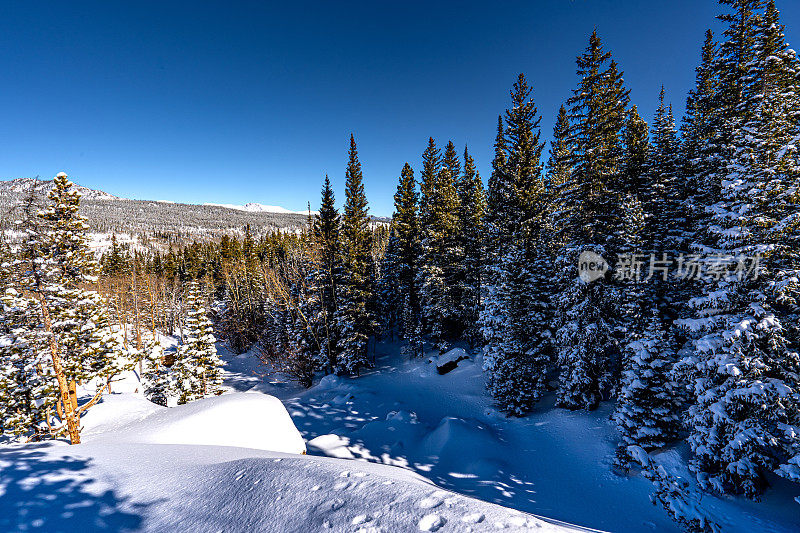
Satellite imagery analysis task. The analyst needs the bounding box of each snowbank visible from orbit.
[0,442,577,533]
[84,392,306,455]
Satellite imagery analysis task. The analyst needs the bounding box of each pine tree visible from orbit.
[546,105,572,249]
[375,227,401,336]
[418,138,462,347]
[335,134,374,374]
[3,174,126,444]
[392,163,423,356]
[0,289,55,441]
[481,74,551,415]
[553,31,629,410]
[682,29,719,223]
[620,105,649,196]
[679,0,800,498]
[481,117,510,369]
[311,175,342,372]
[457,147,486,344]
[442,140,461,188]
[614,310,681,467]
[173,281,221,403]
[645,87,683,257]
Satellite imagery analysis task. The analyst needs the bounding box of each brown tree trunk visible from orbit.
[68,380,78,412]
[37,294,81,444]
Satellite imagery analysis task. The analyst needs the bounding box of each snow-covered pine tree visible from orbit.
[418,139,463,348]
[614,309,681,467]
[0,288,55,441]
[481,74,552,415]
[335,135,375,374]
[481,117,510,375]
[392,163,423,356]
[173,281,221,403]
[678,0,800,498]
[141,339,171,407]
[645,87,683,258]
[4,174,127,444]
[375,226,400,337]
[682,29,719,232]
[546,105,572,251]
[457,147,486,345]
[553,31,629,410]
[311,175,342,372]
[621,106,649,197]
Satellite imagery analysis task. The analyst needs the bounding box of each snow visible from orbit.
[227,342,800,533]
[2,339,799,532]
[205,202,318,215]
[83,392,306,455]
[0,396,575,533]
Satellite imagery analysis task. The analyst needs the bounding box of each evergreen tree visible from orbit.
[392,163,423,356]
[481,74,551,414]
[335,134,374,374]
[418,138,462,347]
[553,31,629,410]
[645,87,683,257]
[0,289,54,441]
[3,174,126,444]
[614,310,681,467]
[457,147,486,344]
[311,175,342,372]
[679,0,800,498]
[682,29,719,222]
[173,281,221,403]
[620,105,649,196]
[546,105,572,249]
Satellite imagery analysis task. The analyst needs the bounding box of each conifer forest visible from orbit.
[2,1,800,532]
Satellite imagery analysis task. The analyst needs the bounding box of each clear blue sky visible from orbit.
[2,1,799,216]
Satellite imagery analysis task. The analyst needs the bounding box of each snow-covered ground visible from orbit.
[0,356,580,533]
[2,341,798,532]
[222,342,800,533]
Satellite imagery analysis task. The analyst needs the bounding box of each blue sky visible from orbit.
[2,1,798,216]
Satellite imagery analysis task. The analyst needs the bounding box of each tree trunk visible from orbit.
[37,294,81,444]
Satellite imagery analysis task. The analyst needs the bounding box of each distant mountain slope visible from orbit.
[205,202,318,216]
[0,178,310,238]
[0,177,118,200]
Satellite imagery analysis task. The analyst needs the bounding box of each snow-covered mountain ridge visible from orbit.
[205,202,318,215]
[0,177,118,200]
[0,177,312,214]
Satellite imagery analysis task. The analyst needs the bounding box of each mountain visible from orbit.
[205,202,318,216]
[0,177,311,239]
[0,178,387,242]
[0,177,118,201]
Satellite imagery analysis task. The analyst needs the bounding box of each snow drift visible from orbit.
[83,392,306,455]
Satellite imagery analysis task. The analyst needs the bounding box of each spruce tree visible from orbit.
[173,280,222,403]
[481,74,551,415]
[614,309,681,467]
[645,87,683,257]
[553,31,629,410]
[0,289,55,441]
[392,163,423,356]
[4,174,126,444]
[418,138,462,347]
[546,105,572,249]
[335,134,374,374]
[312,175,342,372]
[457,147,486,344]
[481,117,510,368]
[679,0,800,498]
[620,105,649,196]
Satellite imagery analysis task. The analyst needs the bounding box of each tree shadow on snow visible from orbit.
[0,445,146,532]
